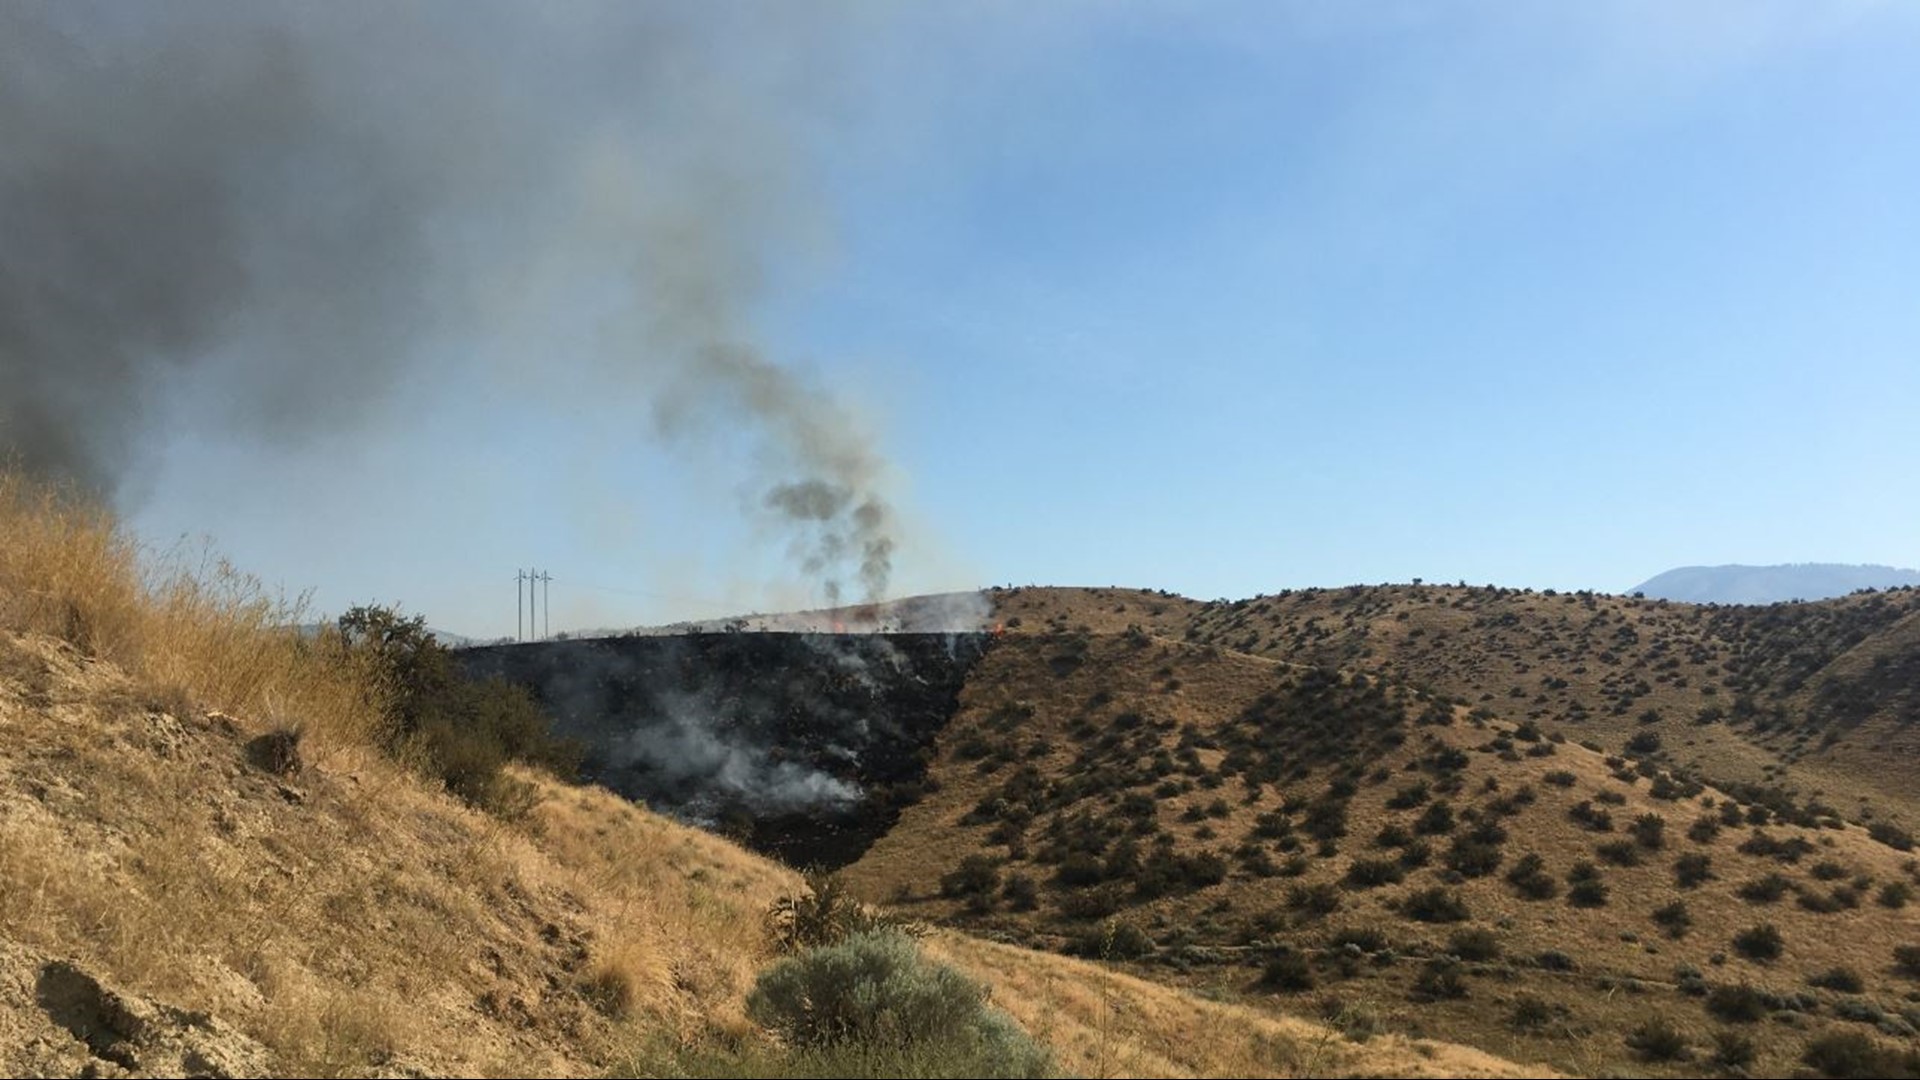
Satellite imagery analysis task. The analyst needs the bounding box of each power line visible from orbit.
[556,576,739,612]
[515,567,554,641]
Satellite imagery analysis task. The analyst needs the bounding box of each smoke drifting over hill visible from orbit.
[461,631,990,867]
[0,1,897,603]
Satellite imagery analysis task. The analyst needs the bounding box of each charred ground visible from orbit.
[460,632,989,869]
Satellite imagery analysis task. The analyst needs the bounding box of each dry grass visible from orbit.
[0,624,793,1074]
[855,623,1920,1078]
[0,472,383,752]
[0,470,798,1074]
[927,931,1555,1078]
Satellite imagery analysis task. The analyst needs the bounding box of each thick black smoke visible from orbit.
[0,1,897,602]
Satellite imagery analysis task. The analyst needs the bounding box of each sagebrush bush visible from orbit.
[1808,967,1863,993]
[1256,949,1315,991]
[1706,982,1771,1023]
[1626,1017,1689,1062]
[746,930,1049,1078]
[1710,1030,1756,1070]
[1066,919,1153,960]
[1400,886,1470,923]
[1732,923,1784,962]
[1446,927,1501,962]
[1802,1030,1920,1079]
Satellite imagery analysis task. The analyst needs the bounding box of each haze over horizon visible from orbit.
[6,2,1917,638]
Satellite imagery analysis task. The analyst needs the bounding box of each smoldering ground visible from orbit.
[0,1,902,604]
[459,631,990,866]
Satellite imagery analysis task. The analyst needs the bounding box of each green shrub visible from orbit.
[1410,957,1468,1001]
[1709,1030,1755,1071]
[1563,865,1607,908]
[1002,873,1039,912]
[1630,813,1667,849]
[1878,881,1912,909]
[1738,873,1792,904]
[1808,967,1863,993]
[1413,800,1455,835]
[1400,886,1470,923]
[746,931,1049,1078]
[1732,923,1784,962]
[1508,994,1559,1032]
[767,872,911,954]
[1343,858,1405,889]
[1895,944,1920,978]
[1447,927,1501,962]
[1534,949,1576,972]
[1652,900,1691,938]
[1374,823,1414,848]
[1569,800,1613,832]
[1067,919,1153,960]
[1505,853,1559,900]
[1706,983,1770,1023]
[1868,821,1915,852]
[1626,1017,1689,1062]
[1673,852,1714,888]
[1802,1030,1920,1078]
[1595,839,1641,867]
[339,605,576,813]
[1288,882,1343,916]
[941,855,1001,902]
[1256,949,1316,991]
[1444,835,1505,878]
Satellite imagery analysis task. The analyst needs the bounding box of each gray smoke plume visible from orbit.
[0,1,896,602]
[614,690,861,819]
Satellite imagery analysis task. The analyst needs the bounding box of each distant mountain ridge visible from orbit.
[1630,562,1920,604]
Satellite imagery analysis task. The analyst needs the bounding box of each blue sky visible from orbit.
[121,2,1920,638]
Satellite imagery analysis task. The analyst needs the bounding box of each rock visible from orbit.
[0,942,269,1078]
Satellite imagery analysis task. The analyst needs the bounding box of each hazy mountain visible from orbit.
[1630,562,1920,604]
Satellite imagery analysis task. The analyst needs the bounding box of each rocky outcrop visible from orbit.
[0,943,269,1079]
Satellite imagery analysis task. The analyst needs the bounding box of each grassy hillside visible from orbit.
[849,622,1920,1078]
[995,583,1920,834]
[0,474,1538,1078]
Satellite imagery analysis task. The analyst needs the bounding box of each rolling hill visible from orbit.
[0,474,1548,1078]
[838,585,1920,1078]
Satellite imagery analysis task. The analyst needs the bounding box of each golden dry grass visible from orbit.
[0,622,800,1074]
[0,471,801,1074]
[927,931,1557,1078]
[0,472,384,751]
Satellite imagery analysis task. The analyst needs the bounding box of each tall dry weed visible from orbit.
[0,470,382,746]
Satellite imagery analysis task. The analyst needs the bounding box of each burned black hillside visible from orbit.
[460,632,989,868]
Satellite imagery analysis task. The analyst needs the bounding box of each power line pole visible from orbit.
[515,569,527,641]
[539,570,552,639]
